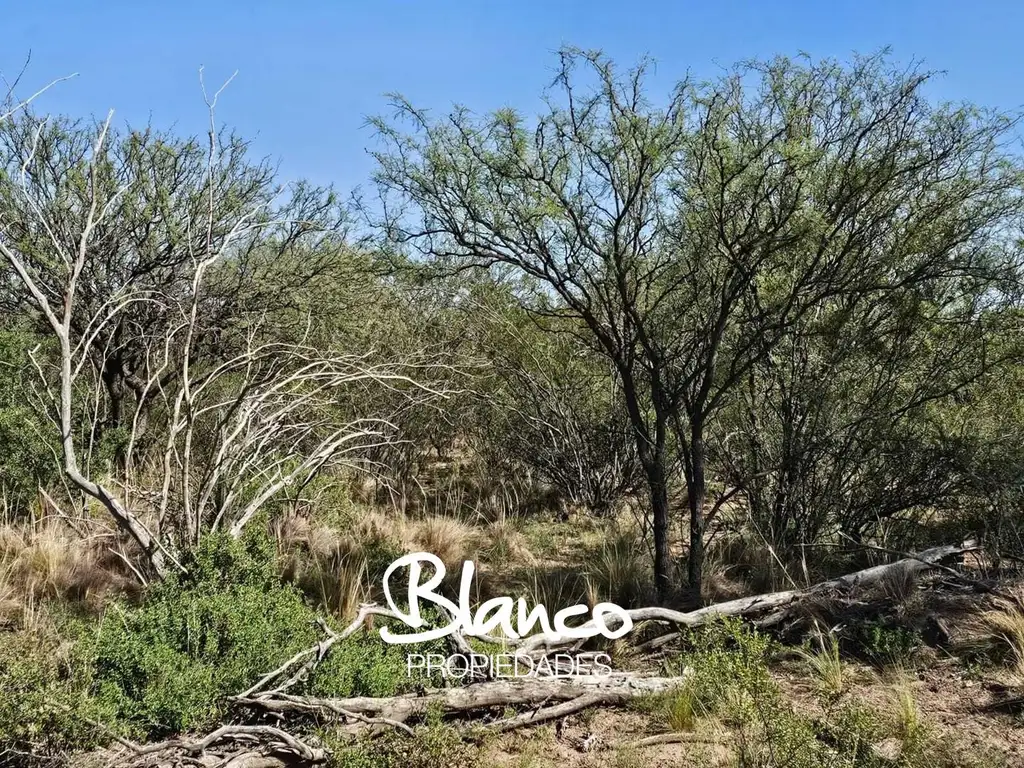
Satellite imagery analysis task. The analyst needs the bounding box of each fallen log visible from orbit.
[238,674,689,728]
[110,724,327,767]
[628,543,976,652]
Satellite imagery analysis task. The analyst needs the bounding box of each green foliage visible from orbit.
[83,528,422,739]
[329,705,470,768]
[85,530,319,737]
[670,617,776,724]
[663,619,989,768]
[855,622,922,668]
[0,628,111,761]
[0,325,58,511]
[812,704,884,765]
[309,631,421,699]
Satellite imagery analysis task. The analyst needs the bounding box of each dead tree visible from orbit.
[0,79,448,574]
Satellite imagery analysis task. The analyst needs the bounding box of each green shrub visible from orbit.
[310,631,423,698]
[670,617,776,723]
[855,622,922,668]
[0,628,111,761]
[85,529,428,739]
[330,705,469,768]
[813,703,884,764]
[0,326,59,512]
[1,527,446,757]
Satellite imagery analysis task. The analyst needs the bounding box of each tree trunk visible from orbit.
[615,368,674,603]
[647,456,671,602]
[637,418,671,602]
[687,421,706,595]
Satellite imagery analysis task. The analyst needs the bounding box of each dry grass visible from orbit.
[276,505,501,619]
[522,567,588,614]
[974,597,1024,679]
[798,632,846,698]
[482,521,535,567]
[0,552,19,623]
[0,519,125,617]
[702,531,792,596]
[584,529,651,609]
[405,515,481,570]
[879,562,921,605]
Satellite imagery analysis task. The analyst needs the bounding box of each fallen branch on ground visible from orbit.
[112,724,327,766]
[237,674,689,733]
[633,543,976,651]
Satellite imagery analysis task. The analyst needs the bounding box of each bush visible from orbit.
[855,622,922,669]
[0,628,110,762]
[670,617,776,724]
[330,705,469,768]
[85,528,426,739]
[1,526,447,759]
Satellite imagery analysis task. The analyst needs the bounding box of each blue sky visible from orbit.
[5,1,1023,191]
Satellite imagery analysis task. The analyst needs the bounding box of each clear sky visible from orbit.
[5,1,1023,192]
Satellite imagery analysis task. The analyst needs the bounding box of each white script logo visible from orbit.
[380,552,633,644]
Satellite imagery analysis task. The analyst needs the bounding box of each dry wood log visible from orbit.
[629,543,975,652]
[238,674,689,726]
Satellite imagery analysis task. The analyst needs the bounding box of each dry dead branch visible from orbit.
[237,674,688,728]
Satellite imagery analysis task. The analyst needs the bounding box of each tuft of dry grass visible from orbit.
[482,521,535,567]
[0,516,139,632]
[879,562,921,606]
[279,509,401,620]
[974,597,1024,678]
[406,515,481,570]
[798,632,846,699]
[522,567,588,616]
[0,519,124,614]
[584,529,651,609]
[0,552,19,624]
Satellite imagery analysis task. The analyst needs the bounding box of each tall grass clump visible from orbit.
[798,632,847,700]
[976,598,1024,679]
[585,529,651,609]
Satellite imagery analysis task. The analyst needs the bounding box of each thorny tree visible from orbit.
[0,82,448,577]
[371,49,1024,598]
[0,108,350,446]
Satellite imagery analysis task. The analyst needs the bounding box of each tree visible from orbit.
[717,285,1014,557]
[0,95,448,574]
[0,109,348,444]
[465,286,641,516]
[371,49,1023,598]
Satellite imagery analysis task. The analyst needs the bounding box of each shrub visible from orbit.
[670,617,776,724]
[855,621,922,669]
[85,528,426,739]
[0,627,110,762]
[330,705,470,768]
